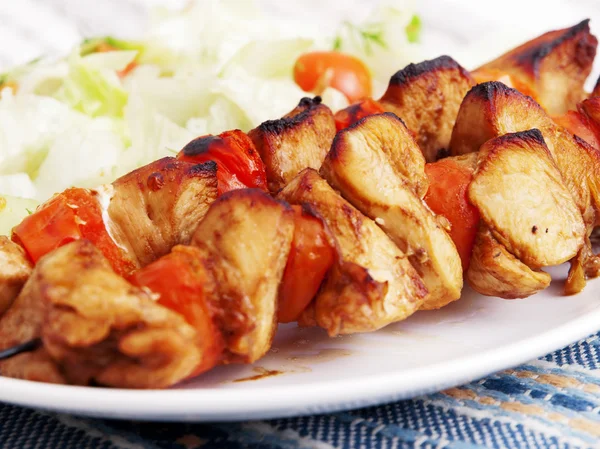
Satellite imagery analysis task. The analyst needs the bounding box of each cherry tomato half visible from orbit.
[293,51,372,103]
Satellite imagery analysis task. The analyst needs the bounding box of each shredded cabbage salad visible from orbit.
[0,0,421,229]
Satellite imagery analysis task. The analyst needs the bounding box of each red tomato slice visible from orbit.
[178,130,268,195]
[12,194,82,263]
[334,98,386,131]
[64,188,136,276]
[129,246,224,377]
[278,205,335,323]
[424,159,480,272]
[12,188,135,275]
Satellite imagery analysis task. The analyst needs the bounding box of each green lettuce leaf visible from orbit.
[54,50,134,118]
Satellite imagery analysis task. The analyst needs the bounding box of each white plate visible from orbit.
[0,264,598,421]
[1,0,600,423]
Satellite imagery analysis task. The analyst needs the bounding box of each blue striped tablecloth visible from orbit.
[0,331,598,449]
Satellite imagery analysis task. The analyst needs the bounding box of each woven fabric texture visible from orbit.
[0,331,598,449]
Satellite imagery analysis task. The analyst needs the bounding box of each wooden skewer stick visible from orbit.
[0,338,42,361]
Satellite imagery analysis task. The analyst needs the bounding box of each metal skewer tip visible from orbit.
[0,338,42,361]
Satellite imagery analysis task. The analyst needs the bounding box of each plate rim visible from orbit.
[0,299,598,422]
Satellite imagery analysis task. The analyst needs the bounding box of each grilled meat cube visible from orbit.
[0,236,32,316]
[0,347,66,384]
[191,189,294,363]
[321,114,462,309]
[447,152,478,171]
[331,112,428,197]
[0,240,201,388]
[249,97,336,193]
[475,20,598,115]
[379,56,475,162]
[467,226,551,299]
[449,83,599,293]
[277,169,427,335]
[565,237,600,295]
[449,82,555,157]
[450,82,600,229]
[469,130,585,268]
[106,157,218,267]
